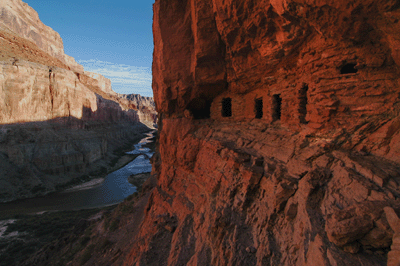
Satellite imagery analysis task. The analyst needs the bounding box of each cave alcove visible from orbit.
[221,98,232,117]
[272,94,282,121]
[340,63,358,74]
[299,85,308,124]
[187,97,212,119]
[255,98,263,119]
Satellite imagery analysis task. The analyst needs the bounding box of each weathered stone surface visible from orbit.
[0,58,156,126]
[152,0,400,131]
[0,0,83,72]
[0,121,150,202]
[82,71,114,95]
[0,54,155,202]
[0,0,158,202]
[385,207,400,266]
[0,0,157,128]
[117,93,158,127]
[0,59,97,124]
[3,0,399,265]
[125,0,400,265]
[125,120,400,265]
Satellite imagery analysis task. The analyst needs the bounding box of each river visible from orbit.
[0,131,155,218]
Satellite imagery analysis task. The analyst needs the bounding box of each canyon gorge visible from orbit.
[0,0,157,202]
[3,0,400,265]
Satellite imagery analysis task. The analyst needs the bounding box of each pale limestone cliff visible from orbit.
[84,71,114,95]
[117,93,158,127]
[0,59,97,124]
[0,120,150,202]
[0,0,157,127]
[117,93,156,111]
[0,0,157,202]
[0,0,83,72]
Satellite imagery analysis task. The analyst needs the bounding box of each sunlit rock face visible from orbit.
[0,0,83,72]
[0,0,158,202]
[0,60,97,124]
[126,0,400,265]
[82,71,114,96]
[117,94,158,127]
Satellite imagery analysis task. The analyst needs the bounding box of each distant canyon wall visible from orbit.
[0,0,156,127]
[126,0,400,266]
[0,0,83,72]
[0,0,157,202]
[0,58,157,126]
[0,59,98,124]
[0,121,150,202]
[117,93,158,127]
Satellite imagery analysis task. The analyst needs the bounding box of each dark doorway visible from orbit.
[187,97,211,119]
[255,98,263,119]
[272,94,282,121]
[340,63,358,74]
[222,98,232,117]
[299,85,308,124]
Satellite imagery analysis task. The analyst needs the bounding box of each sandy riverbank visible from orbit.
[64,153,140,193]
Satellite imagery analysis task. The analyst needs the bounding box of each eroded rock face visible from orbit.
[117,93,158,127]
[0,0,158,202]
[126,0,400,265]
[153,0,400,130]
[0,121,150,202]
[385,207,400,266]
[0,59,97,124]
[126,120,400,265]
[82,71,114,95]
[0,58,149,126]
[0,0,83,72]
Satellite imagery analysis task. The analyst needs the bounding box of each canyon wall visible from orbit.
[126,0,400,265]
[80,71,114,96]
[0,0,157,202]
[117,93,158,127]
[0,0,83,72]
[0,59,97,124]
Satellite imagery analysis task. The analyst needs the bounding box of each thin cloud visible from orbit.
[78,59,153,97]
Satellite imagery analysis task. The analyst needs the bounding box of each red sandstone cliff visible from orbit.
[124,0,400,265]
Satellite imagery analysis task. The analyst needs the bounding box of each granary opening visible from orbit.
[340,63,358,74]
[272,94,282,121]
[221,98,232,117]
[255,98,263,119]
[187,97,211,119]
[299,85,308,124]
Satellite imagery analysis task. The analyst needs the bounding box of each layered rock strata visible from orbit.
[0,121,149,202]
[117,93,158,127]
[0,0,157,202]
[126,0,400,265]
[0,59,98,124]
[0,0,83,72]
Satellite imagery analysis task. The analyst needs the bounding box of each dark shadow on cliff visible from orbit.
[0,93,155,129]
[0,95,156,203]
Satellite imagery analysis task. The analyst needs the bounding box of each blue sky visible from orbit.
[24,0,155,97]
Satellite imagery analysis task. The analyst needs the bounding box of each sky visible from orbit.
[24,0,155,97]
